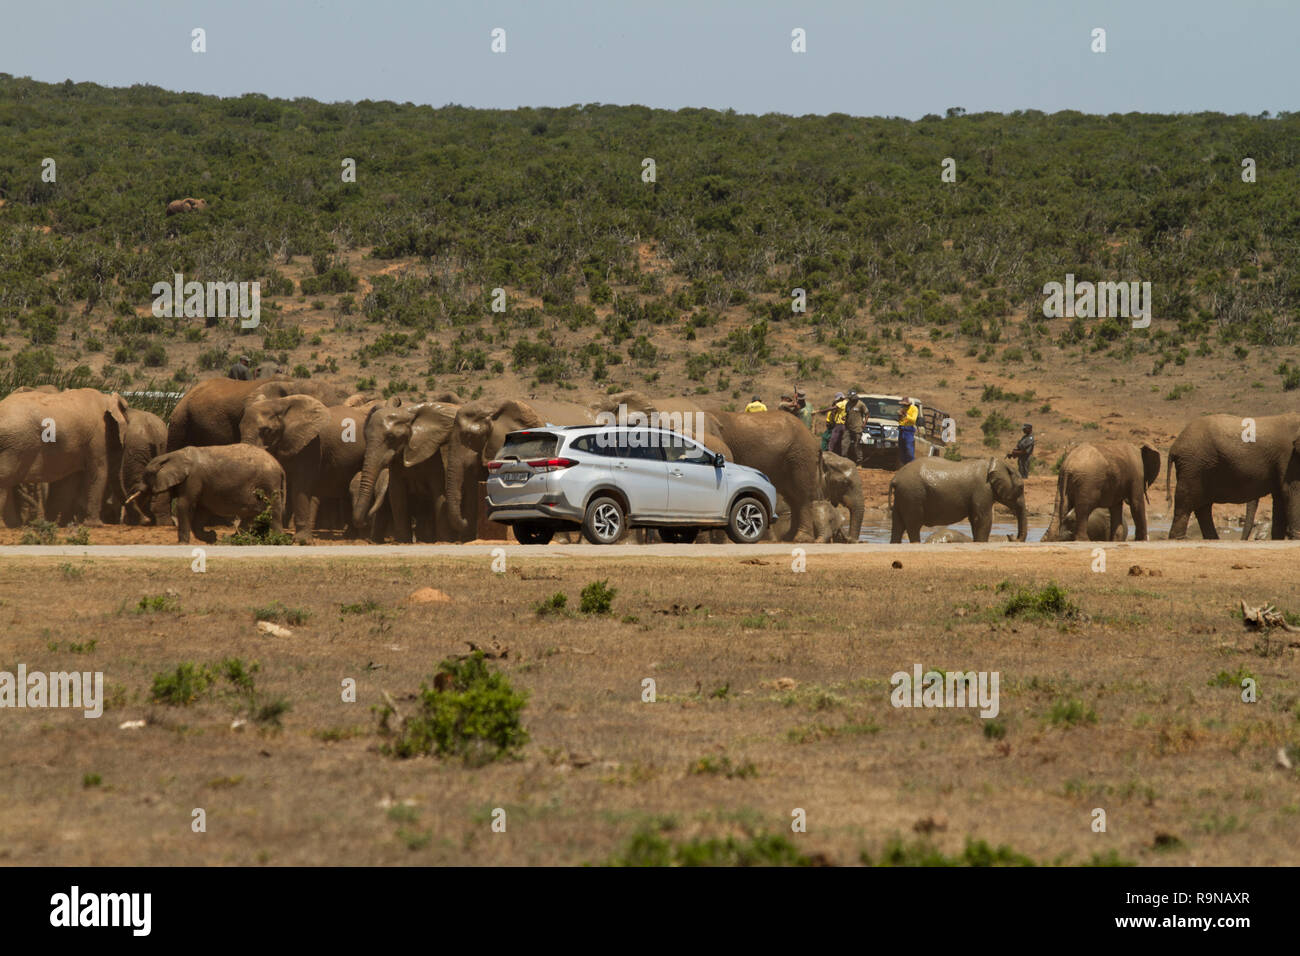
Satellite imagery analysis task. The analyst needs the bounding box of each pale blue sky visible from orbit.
[1,1,1294,117]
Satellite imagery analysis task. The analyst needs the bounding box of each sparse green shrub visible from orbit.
[579,580,616,614]
[376,651,529,764]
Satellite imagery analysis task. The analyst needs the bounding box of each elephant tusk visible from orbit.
[124,490,144,506]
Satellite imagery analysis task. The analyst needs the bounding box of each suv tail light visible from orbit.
[526,457,577,472]
[487,461,505,471]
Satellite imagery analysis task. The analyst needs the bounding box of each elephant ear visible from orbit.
[280,396,332,457]
[106,392,129,430]
[1140,444,1161,488]
[986,457,998,477]
[151,451,191,492]
[405,403,457,467]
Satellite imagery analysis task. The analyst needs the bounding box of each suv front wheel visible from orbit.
[726,497,767,544]
[582,495,626,545]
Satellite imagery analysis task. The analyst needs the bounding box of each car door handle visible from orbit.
[670,469,684,478]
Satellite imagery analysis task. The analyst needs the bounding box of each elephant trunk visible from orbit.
[352,446,392,530]
[445,448,470,536]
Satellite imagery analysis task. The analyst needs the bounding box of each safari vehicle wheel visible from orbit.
[582,496,625,545]
[514,522,554,545]
[726,497,767,544]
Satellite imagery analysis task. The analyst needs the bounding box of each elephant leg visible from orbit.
[192,507,217,544]
[1242,498,1258,541]
[890,506,905,544]
[1109,506,1124,541]
[785,496,814,543]
[969,511,992,542]
[389,475,412,543]
[175,498,193,544]
[1073,501,1095,541]
[293,496,318,545]
[80,460,107,527]
[1169,481,1196,539]
[905,512,923,543]
[1126,497,1148,541]
[1194,505,1218,539]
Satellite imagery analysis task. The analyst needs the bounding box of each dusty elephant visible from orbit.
[1046,441,1160,541]
[706,411,823,543]
[165,197,208,216]
[769,495,848,542]
[352,399,460,542]
[819,450,864,541]
[1166,414,1300,539]
[924,528,973,543]
[440,398,598,541]
[0,388,129,526]
[889,457,1028,543]
[1043,508,1127,542]
[240,393,375,544]
[128,444,285,544]
[166,377,351,450]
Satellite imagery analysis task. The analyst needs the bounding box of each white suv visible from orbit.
[485,425,777,545]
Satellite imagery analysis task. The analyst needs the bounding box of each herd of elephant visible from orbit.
[0,379,1294,546]
[891,414,1300,543]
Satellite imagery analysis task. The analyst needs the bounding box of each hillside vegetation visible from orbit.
[1,76,1298,440]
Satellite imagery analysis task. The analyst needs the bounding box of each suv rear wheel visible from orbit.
[659,527,698,544]
[582,496,626,545]
[726,497,767,544]
[514,522,554,545]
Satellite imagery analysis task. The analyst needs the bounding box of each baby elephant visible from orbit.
[128,445,285,543]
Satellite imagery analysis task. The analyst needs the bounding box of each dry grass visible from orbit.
[2,546,1299,866]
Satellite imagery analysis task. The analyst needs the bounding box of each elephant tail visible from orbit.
[1164,453,1173,504]
[887,479,894,517]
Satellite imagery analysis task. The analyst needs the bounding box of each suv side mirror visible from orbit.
[713,452,726,467]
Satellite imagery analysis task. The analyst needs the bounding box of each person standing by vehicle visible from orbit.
[816,392,847,453]
[843,389,867,464]
[795,390,814,433]
[745,395,767,412]
[1008,423,1035,479]
[898,396,919,466]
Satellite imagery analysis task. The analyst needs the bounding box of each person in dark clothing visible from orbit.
[1008,423,1035,479]
[228,355,250,380]
[843,390,867,464]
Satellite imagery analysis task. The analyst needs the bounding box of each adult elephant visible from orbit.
[50,406,170,525]
[889,457,1028,543]
[166,377,351,451]
[165,197,208,216]
[1046,441,1160,541]
[352,400,459,542]
[707,411,822,542]
[1166,414,1300,539]
[442,398,598,541]
[0,388,128,526]
[240,394,378,544]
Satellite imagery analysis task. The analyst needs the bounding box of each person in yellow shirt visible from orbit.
[898,397,919,466]
[815,392,847,452]
[744,396,767,413]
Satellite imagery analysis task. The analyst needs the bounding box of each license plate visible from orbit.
[502,471,529,482]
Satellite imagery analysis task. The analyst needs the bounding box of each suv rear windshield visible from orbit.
[499,432,559,460]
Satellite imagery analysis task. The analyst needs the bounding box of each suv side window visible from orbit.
[665,439,711,465]
[570,434,619,457]
[619,432,666,460]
